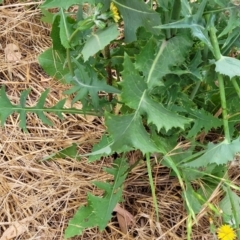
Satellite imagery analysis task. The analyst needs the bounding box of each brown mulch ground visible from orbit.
[0,1,239,239]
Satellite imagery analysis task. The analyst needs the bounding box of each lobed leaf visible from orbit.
[185,138,240,167]
[64,63,120,108]
[64,158,129,238]
[215,56,240,79]
[122,49,191,131]
[113,0,161,42]
[135,35,192,88]
[187,109,222,138]
[106,113,159,155]
[154,0,212,49]
[0,87,15,126]
[92,36,192,156]
[0,87,97,131]
[219,8,240,38]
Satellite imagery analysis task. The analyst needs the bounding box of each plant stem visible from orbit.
[171,0,181,36]
[218,74,231,142]
[232,77,240,99]
[103,45,113,102]
[190,32,209,100]
[146,153,159,222]
[204,6,235,15]
[164,11,171,39]
[66,48,74,76]
[209,26,231,143]
[209,28,221,60]
[150,0,153,8]
[164,155,196,237]
[190,81,201,100]
[69,28,79,43]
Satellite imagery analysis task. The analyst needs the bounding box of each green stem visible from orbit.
[164,155,196,233]
[164,11,171,39]
[218,73,231,143]
[66,48,74,76]
[232,77,240,99]
[204,6,235,15]
[69,28,79,43]
[190,81,201,100]
[150,0,153,8]
[103,45,113,102]
[171,0,181,36]
[146,153,159,222]
[203,42,209,62]
[209,27,221,60]
[190,27,209,100]
[69,18,94,43]
[209,26,231,143]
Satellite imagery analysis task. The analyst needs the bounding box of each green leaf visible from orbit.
[135,35,192,88]
[38,47,68,81]
[64,63,120,107]
[40,8,55,24]
[222,27,240,53]
[93,36,192,156]
[64,158,129,238]
[156,0,170,11]
[155,16,202,29]
[59,9,74,48]
[180,0,192,15]
[106,113,159,155]
[183,182,203,214]
[155,18,211,49]
[0,87,16,126]
[154,0,212,49]
[187,109,222,138]
[122,49,191,131]
[88,135,113,162]
[219,8,240,38]
[19,89,31,130]
[82,24,119,62]
[220,189,240,225]
[0,87,97,131]
[185,138,240,167]
[187,51,203,79]
[113,0,161,42]
[50,15,65,52]
[215,56,240,79]
[41,143,80,161]
[41,0,94,9]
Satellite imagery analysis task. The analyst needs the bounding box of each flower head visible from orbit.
[110,2,120,22]
[217,225,236,240]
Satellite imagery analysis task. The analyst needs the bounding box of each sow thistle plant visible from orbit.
[1,0,240,239]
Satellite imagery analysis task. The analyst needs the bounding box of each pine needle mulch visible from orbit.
[0,1,239,240]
